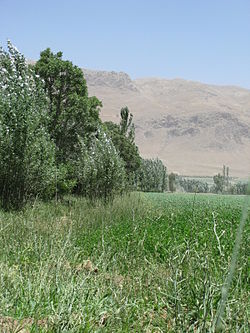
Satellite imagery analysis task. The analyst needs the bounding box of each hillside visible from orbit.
[83,68,250,177]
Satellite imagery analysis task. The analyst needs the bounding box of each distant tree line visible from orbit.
[170,166,249,195]
[211,165,249,195]
[178,178,209,193]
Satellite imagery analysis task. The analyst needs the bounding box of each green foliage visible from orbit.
[212,166,232,194]
[120,106,135,141]
[34,48,102,163]
[0,41,56,210]
[104,107,141,177]
[228,182,249,195]
[168,172,176,192]
[179,178,209,193]
[74,127,126,201]
[35,48,128,202]
[213,173,225,193]
[136,158,167,192]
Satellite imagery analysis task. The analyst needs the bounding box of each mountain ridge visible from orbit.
[82,67,250,178]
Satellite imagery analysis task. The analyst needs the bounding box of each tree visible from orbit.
[179,178,209,193]
[34,48,102,163]
[137,158,167,192]
[213,173,224,193]
[169,173,176,192]
[104,107,141,177]
[74,127,126,201]
[0,41,56,210]
[120,106,135,141]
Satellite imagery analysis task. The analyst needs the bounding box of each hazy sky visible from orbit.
[1,0,250,88]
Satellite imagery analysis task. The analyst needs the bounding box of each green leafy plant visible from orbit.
[0,41,56,209]
[34,48,102,163]
[75,127,126,201]
[104,107,141,178]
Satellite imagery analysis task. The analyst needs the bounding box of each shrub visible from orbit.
[74,127,126,201]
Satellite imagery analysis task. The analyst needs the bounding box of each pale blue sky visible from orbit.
[1,0,250,88]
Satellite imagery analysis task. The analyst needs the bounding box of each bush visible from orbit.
[0,41,56,209]
[74,127,126,201]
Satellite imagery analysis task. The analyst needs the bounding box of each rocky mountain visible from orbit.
[83,69,250,177]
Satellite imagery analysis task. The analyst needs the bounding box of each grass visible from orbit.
[0,192,249,332]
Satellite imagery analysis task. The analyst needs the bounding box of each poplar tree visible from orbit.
[0,42,56,209]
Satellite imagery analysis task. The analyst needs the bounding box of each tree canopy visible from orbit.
[0,42,56,209]
[104,107,141,177]
[35,48,102,162]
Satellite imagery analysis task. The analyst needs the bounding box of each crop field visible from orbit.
[0,193,249,332]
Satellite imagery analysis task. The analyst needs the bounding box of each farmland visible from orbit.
[0,192,249,332]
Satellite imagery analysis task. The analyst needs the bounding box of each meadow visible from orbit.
[0,192,249,332]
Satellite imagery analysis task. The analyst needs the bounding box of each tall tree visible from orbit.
[104,107,141,176]
[0,42,56,210]
[169,173,176,193]
[120,106,135,141]
[35,48,102,162]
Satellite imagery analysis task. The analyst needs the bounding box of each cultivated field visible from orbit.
[0,193,249,332]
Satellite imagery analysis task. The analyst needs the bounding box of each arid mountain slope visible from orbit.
[83,69,250,177]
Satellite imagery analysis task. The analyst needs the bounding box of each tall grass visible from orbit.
[0,193,248,332]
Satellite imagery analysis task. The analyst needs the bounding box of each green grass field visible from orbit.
[0,193,249,332]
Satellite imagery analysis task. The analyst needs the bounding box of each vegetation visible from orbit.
[74,128,126,201]
[168,172,177,192]
[213,173,225,193]
[104,107,141,179]
[1,41,246,211]
[136,158,167,192]
[0,42,144,209]
[179,178,209,193]
[228,181,249,195]
[34,48,102,164]
[0,193,248,332]
[211,166,249,195]
[0,41,56,210]
[0,41,249,332]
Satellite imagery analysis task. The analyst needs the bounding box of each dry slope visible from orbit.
[83,68,250,177]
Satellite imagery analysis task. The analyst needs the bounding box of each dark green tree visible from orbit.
[104,107,141,176]
[169,173,176,192]
[120,106,135,141]
[34,48,102,162]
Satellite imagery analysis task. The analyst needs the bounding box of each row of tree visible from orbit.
[178,178,209,193]
[135,158,167,192]
[0,42,168,210]
[170,168,248,195]
[0,42,247,210]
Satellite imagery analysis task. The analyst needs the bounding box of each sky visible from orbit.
[1,0,250,88]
